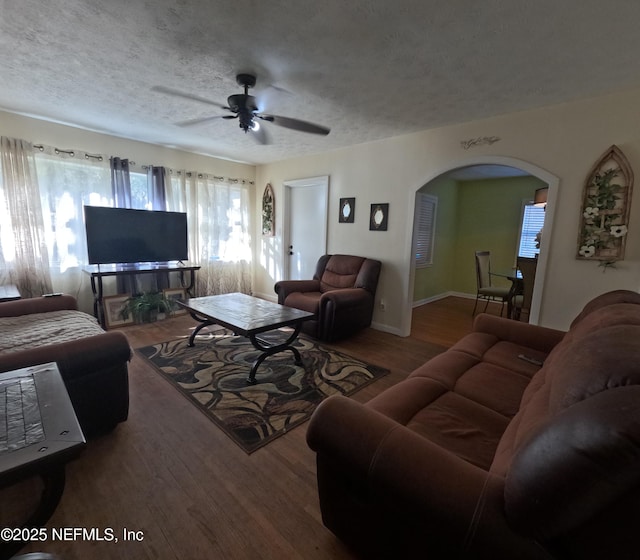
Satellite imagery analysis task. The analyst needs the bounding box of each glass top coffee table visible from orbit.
[178,293,314,384]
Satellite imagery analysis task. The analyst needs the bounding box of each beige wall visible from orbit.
[254,87,640,334]
[0,111,255,180]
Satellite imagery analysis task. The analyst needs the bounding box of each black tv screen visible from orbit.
[84,206,188,265]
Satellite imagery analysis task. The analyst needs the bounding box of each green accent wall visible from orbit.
[413,175,458,301]
[413,175,547,301]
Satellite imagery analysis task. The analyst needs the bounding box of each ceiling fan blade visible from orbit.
[151,85,227,109]
[174,115,230,127]
[259,114,330,136]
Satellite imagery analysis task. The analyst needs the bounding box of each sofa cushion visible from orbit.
[368,376,510,469]
[284,291,321,314]
[0,310,106,354]
[408,350,534,417]
[453,362,532,418]
[320,255,365,292]
[448,332,547,378]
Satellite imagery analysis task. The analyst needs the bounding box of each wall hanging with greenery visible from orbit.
[262,183,275,236]
[577,145,634,265]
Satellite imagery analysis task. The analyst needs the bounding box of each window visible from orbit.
[517,202,545,258]
[1,141,253,298]
[129,171,150,209]
[414,193,437,268]
[35,153,111,273]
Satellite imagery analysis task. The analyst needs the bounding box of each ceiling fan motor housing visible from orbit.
[226,94,258,113]
[227,94,259,132]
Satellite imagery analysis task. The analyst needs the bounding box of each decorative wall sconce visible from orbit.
[262,183,275,236]
[577,145,634,263]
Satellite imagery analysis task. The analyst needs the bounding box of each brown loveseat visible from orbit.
[307,289,640,559]
[0,294,131,436]
[274,254,381,342]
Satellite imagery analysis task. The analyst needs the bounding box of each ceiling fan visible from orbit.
[152,73,330,144]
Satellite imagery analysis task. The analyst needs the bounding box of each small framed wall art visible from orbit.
[369,203,389,231]
[339,197,355,223]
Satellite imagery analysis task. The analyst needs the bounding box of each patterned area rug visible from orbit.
[137,330,389,453]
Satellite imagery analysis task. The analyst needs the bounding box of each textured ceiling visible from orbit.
[3,0,640,165]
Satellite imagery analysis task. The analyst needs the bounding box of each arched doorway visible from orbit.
[401,156,559,337]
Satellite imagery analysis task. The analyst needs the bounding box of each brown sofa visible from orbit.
[307,289,640,559]
[0,294,131,436]
[274,254,381,341]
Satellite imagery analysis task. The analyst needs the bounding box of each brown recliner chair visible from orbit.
[274,254,381,342]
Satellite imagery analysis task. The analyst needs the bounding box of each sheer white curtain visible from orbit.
[167,171,252,296]
[35,146,111,310]
[0,137,53,297]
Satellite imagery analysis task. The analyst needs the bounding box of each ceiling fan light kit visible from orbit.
[155,73,330,145]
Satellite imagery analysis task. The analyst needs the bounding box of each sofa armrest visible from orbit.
[473,313,565,354]
[307,396,489,511]
[0,332,132,376]
[307,395,546,555]
[0,294,78,317]
[274,279,321,304]
[319,287,372,310]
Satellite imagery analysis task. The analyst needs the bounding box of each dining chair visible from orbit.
[473,250,512,316]
[511,257,538,321]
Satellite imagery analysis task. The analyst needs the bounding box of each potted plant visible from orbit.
[120,292,173,323]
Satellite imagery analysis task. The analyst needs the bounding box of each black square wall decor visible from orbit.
[339,197,355,223]
[369,203,388,231]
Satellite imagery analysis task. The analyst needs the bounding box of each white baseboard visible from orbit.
[412,291,475,308]
[370,321,404,337]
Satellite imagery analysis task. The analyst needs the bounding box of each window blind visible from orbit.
[415,193,437,268]
[518,203,545,258]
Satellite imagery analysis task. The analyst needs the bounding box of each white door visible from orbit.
[284,176,329,280]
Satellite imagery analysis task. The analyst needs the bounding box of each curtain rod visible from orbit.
[33,144,104,161]
[33,143,254,185]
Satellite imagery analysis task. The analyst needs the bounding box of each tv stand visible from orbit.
[83,263,200,328]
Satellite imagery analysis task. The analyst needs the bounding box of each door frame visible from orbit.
[283,175,329,280]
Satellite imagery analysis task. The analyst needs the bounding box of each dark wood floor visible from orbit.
[18,296,492,560]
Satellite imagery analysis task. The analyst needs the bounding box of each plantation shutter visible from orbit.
[415,193,437,268]
[517,203,545,258]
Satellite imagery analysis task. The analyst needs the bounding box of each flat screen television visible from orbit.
[84,206,188,265]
